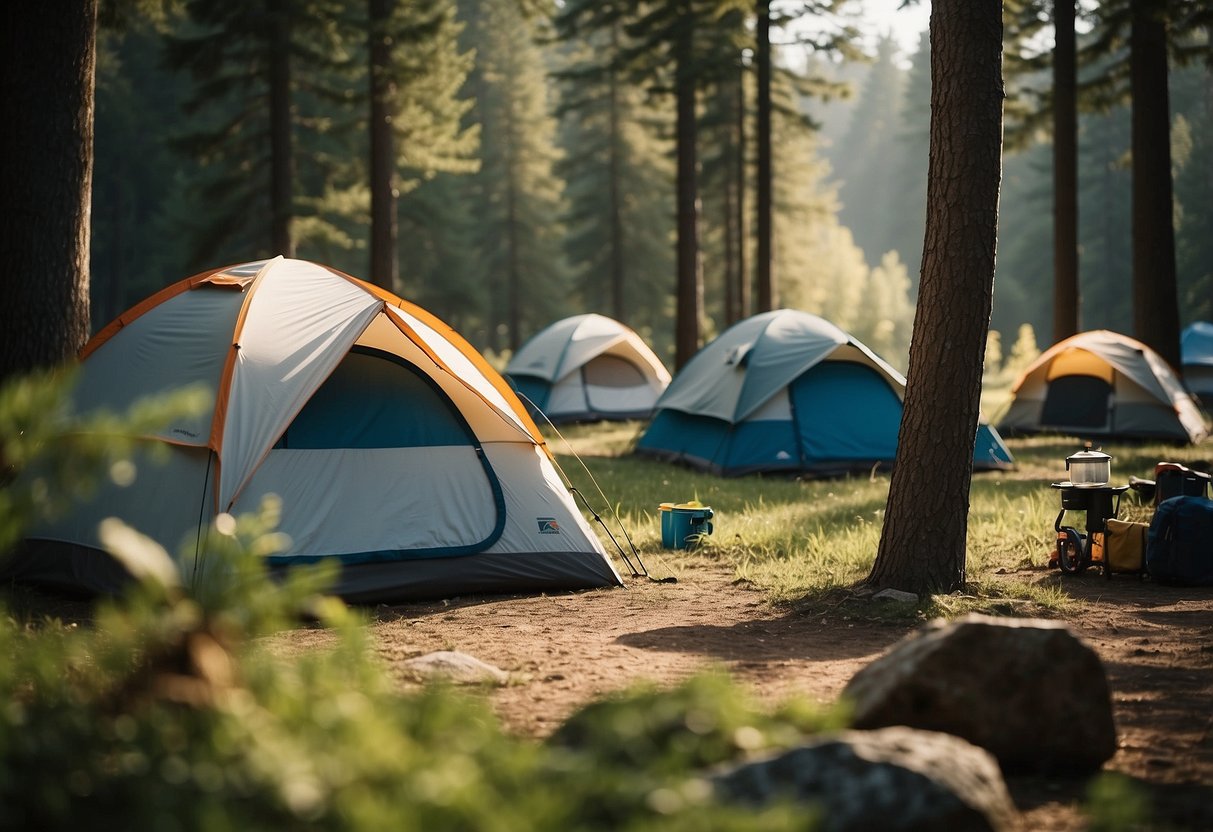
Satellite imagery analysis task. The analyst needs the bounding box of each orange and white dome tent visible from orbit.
[997,330,1207,445]
[10,258,622,601]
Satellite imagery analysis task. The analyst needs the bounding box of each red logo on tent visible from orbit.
[538,518,560,534]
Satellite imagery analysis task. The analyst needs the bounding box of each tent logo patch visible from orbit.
[537,518,561,534]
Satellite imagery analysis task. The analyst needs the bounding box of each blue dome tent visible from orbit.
[635,309,1014,477]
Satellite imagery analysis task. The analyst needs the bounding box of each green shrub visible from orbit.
[0,373,821,832]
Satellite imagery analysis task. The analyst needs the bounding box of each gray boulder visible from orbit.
[842,613,1116,774]
[711,726,1015,831]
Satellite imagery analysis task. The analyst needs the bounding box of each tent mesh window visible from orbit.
[582,355,648,388]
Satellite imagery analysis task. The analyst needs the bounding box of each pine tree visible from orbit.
[92,21,192,327]
[884,31,930,295]
[834,33,906,266]
[365,0,477,292]
[163,0,348,265]
[457,0,569,351]
[553,1,675,350]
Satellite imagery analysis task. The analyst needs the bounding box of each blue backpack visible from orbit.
[1146,496,1213,586]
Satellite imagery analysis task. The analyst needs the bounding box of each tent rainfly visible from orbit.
[7,258,623,601]
[1181,321,1213,410]
[505,314,671,423]
[634,309,1015,476]
[997,329,1208,445]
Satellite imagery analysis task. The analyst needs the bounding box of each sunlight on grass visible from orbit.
[549,420,1208,616]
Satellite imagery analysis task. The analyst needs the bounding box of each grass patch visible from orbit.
[548,421,1206,619]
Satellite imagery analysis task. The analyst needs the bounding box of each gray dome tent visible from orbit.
[505,314,670,423]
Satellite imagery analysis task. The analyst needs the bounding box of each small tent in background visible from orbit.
[1181,321,1213,410]
[997,330,1208,445]
[8,258,622,601]
[505,314,671,424]
[634,309,1014,476]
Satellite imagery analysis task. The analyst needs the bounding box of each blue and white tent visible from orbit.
[506,314,671,424]
[635,309,1014,476]
[1182,321,1213,409]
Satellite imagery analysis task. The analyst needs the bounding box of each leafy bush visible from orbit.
[0,373,822,831]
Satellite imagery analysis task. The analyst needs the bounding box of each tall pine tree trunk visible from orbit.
[1052,0,1079,343]
[269,0,295,258]
[722,78,740,325]
[369,0,399,291]
[735,67,749,321]
[1130,0,1181,371]
[868,0,1003,596]
[673,8,702,370]
[755,0,775,312]
[608,41,626,323]
[0,1,97,382]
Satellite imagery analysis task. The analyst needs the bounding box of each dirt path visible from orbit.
[317,561,1213,831]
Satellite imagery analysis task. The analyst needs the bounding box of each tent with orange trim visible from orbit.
[9,258,622,601]
[996,330,1207,444]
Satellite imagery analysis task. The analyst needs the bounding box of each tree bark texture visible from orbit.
[673,7,702,370]
[722,78,740,326]
[608,45,626,324]
[1052,0,1079,344]
[734,68,749,322]
[755,0,775,313]
[868,0,1003,595]
[0,1,97,382]
[369,0,399,291]
[1130,0,1181,371]
[268,0,295,258]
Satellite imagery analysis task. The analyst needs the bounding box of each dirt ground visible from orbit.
[302,558,1213,831]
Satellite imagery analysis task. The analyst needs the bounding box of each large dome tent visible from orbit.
[997,330,1207,444]
[505,314,671,423]
[634,309,1014,476]
[7,258,623,601]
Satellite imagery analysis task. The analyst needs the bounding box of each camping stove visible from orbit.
[1050,482,1128,574]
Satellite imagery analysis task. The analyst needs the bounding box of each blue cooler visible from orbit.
[659,502,714,549]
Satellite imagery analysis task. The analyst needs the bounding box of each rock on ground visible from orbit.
[402,650,509,685]
[841,613,1116,774]
[711,725,1015,832]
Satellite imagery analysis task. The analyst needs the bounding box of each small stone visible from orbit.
[402,650,509,685]
[872,588,919,604]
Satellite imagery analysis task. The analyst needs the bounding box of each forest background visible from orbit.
[90,0,1213,379]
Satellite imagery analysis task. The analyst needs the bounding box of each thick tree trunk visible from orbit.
[0,1,97,382]
[1130,0,1181,371]
[867,0,1003,595]
[1052,0,1079,343]
[369,0,399,291]
[268,0,295,258]
[673,9,702,370]
[755,0,775,312]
